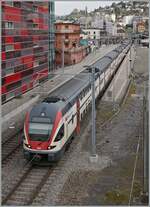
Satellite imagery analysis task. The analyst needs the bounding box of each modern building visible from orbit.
[1,1,55,103]
[55,21,89,66]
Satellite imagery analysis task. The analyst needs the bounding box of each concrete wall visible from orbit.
[102,45,136,105]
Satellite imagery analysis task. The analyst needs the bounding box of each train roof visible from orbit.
[29,102,65,123]
[30,42,130,118]
[92,42,130,72]
[49,73,90,101]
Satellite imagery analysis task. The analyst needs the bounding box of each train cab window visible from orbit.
[54,124,64,142]
[29,118,53,141]
[29,123,53,141]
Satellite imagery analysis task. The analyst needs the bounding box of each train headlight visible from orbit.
[47,146,56,150]
[25,143,31,148]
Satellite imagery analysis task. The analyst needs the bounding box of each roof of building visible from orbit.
[55,20,80,25]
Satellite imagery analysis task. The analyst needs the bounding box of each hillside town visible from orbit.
[54,1,149,67]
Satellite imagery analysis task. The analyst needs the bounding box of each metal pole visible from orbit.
[48,2,50,74]
[129,37,132,72]
[91,67,96,155]
[90,67,98,162]
[113,63,116,111]
[62,35,64,73]
[141,83,149,203]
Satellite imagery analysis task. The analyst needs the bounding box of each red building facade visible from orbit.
[1,1,50,103]
[55,22,89,66]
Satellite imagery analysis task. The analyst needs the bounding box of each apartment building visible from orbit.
[55,21,89,66]
[1,1,55,103]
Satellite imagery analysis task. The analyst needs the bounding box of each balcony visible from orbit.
[55,29,80,34]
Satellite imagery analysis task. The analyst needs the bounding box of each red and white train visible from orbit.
[23,42,131,162]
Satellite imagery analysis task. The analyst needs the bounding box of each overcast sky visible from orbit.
[55,1,115,16]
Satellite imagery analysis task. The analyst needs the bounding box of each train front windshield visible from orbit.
[29,117,53,141]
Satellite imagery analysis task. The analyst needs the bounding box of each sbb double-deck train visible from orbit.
[23,42,131,162]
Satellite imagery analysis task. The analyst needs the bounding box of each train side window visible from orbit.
[72,115,74,124]
[54,124,64,142]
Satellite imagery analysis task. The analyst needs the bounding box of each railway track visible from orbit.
[2,165,52,206]
[2,129,23,164]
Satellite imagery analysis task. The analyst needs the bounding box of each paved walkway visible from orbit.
[2,45,118,121]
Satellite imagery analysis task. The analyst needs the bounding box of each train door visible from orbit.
[66,104,77,139]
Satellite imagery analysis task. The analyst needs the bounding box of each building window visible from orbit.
[6,92,15,100]
[5,22,14,29]
[94,31,96,34]
[6,81,21,92]
[33,23,38,29]
[5,45,14,52]
[72,42,76,47]
[5,68,14,76]
[65,34,69,39]
[65,25,69,29]
[34,60,40,67]
[6,2,13,6]
[33,6,38,12]
[65,42,69,48]
[14,2,21,8]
